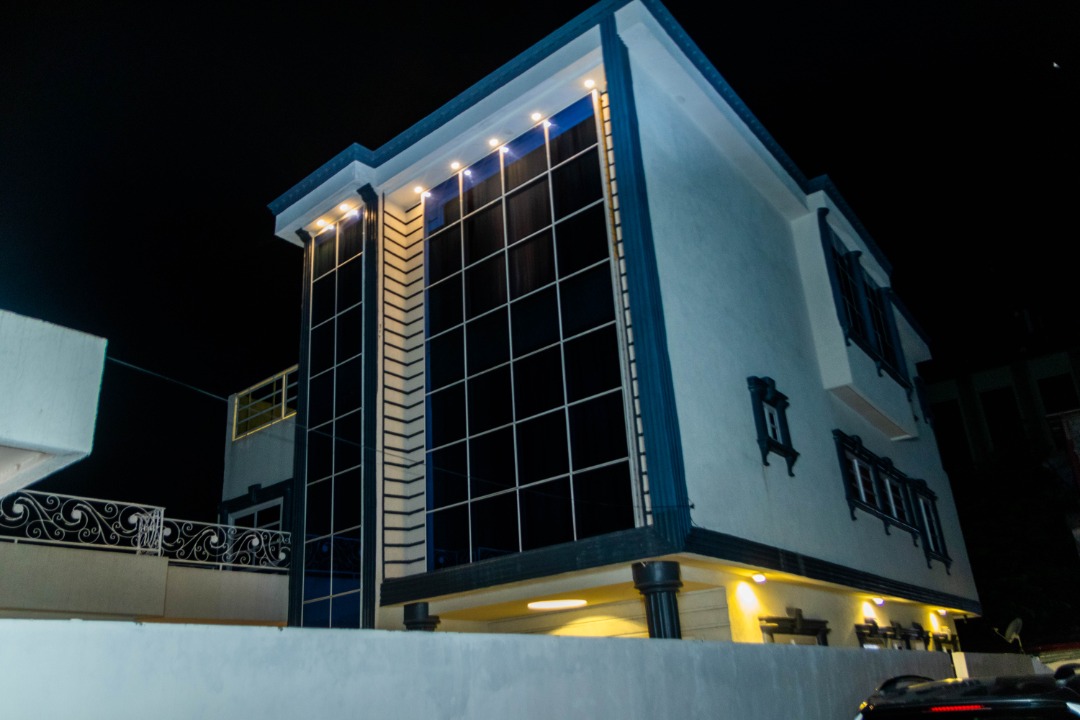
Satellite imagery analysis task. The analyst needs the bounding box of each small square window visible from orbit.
[748,377,798,476]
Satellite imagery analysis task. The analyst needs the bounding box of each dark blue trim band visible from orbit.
[359,184,380,629]
[287,229,314,627]
[601,15,691,544]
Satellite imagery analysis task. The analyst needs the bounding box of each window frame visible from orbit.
[819,217,911,391]
[832,430,950,569]
[747,376,798,476]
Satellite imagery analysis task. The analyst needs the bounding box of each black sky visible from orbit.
[2,1,1077,519]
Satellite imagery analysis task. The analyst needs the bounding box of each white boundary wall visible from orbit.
[0,620,956,720]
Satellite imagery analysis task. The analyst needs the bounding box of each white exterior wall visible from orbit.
[0,620,958,720]
[620,21,977,601]
[0,310,106,494]
[221,407,295,503]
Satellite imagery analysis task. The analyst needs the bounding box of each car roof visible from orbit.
[869,675,1080,709]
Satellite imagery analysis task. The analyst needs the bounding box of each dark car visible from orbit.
[856,666,1080,718]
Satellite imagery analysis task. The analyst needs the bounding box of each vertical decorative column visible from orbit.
[632,561,683,639]
[403,602,440,632]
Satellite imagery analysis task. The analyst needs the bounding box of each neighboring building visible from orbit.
[234,0,980,644]
[0,310,106,496]
[925,350,1080,645]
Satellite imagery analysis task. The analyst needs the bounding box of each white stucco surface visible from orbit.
[0,620,957,720]
[0,310,106,494]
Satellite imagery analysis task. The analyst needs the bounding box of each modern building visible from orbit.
[243,0,980,644]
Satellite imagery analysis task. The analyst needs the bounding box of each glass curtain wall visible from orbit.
[301,211,366,627]
[423,94,637,571]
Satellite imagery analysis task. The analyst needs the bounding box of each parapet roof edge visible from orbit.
[268,0,889,284]
[809,174,893,277]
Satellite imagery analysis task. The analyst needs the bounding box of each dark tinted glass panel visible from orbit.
[1039,374,1080,415]
[312,274,336,325]
[463,204,504,264]
[555,205,608,277]
[258,504,281,529]
[430,504,469,570]
[313,230,336,277]
[426,175,461,234]
[505,177,551,245]
[505,125,547,191]
[520,478,574,550]
[462,152,501,214]
[510,287,559,356]
[516,410,569,484]
[334,410,362,472]
[465,254,506,319]
[309,322,335,375]
[339,213,363,263]
[980,387,1023,455]
[308,371,334,428]
[471,492,518,561]
[305,478,332,538]
[428,383,466,448]
[466,308,509,375]
[337,256,363,309]
[427,224,462,285]
[569,392,628,469]
[336,306,362,363]
[335,357,362,416]
[560,265,614,336]
[333,468,362,532]
[508,230,555,299]
[428,441,468,509]
[928,399,972,472]
[564,325,621,402]
[552,152,603,220]
[303,598,330,627]
[549,95,597,165]
[331,536,361,595]
[573,461,634,538]
[469,428,516,498]
[304,538,331,599]
[427,274,463,335]
[330,591,361,629]
[306,428,333,482]
[467,366,512,433]
[427,327,464,391]
[513,346,563,419]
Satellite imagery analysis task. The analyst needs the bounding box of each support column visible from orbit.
[632,561,683,639]
[403,602,440,632]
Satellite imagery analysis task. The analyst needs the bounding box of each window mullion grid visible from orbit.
[458,172,474,565]
[499,145,525,557]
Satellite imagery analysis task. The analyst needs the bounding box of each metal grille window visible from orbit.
[832,429,949,569]
[823,229,909,388]
[422,94,640,571]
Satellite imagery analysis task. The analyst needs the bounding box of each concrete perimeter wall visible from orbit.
[0,620,956,720]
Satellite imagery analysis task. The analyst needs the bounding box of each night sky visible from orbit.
[2,0,1076,523]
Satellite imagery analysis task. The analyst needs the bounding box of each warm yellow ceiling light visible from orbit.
[584,78,596,89]
[531,112,542,121]
[488,138,499,147]
[527,599,587,611]
[751,573,767,584]
[450,161,461,170]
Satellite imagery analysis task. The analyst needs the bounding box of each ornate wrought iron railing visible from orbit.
[0,490,289,571]
[161,519,291,570]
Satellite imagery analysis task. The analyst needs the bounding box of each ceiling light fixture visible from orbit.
[527,599,587,611]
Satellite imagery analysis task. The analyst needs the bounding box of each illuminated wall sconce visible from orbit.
[751,573,767,584]
[872,597,885,606]
[937,609,948,616]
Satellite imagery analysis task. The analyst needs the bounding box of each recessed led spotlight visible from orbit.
[488,138,499,147]
[584,78,596,89]
[751,573,766,584]
[872,597,885,606]
[463,169,472,177]
[422,191,432,199]
[414,186,424,194]
[937,609,948,616]
[500,146,509,154]
[531,112,542,121]
[346,209,359,218]
[450,161,461,170]
[316,219,328,227]
[527,599,587,611]
[338,203,350,212]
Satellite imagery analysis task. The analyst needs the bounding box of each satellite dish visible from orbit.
[1004,618,1023,644]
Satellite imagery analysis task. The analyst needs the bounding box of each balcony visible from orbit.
[0,490,289,623]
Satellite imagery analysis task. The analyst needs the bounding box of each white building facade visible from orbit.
[258,0,979,645]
